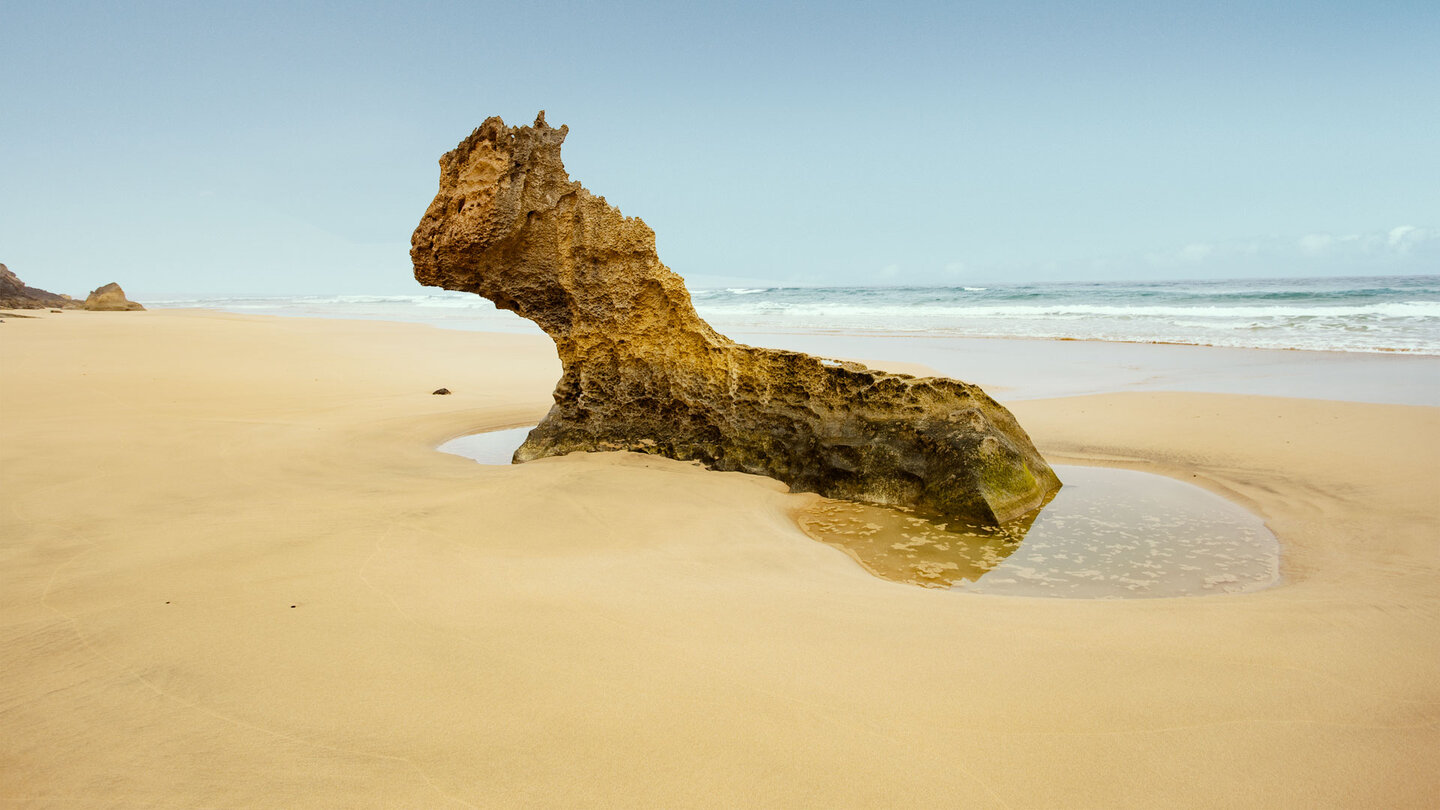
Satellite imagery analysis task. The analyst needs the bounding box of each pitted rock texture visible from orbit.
[412,113,1060,524]
[83,282,144,311]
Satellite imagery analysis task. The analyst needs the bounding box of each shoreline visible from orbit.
[727,322,1440,355]
[121,293,1440,358]
[23,306,1439,405]
[730,327,1440,405]
[130,272,1440,359]
[3,310,1437,806]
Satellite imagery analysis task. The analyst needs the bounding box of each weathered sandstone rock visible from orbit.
[411,113,1060,525]
[0,264,79,310]
[83,282,145,311]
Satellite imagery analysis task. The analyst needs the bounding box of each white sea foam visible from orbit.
[694,300,1440,320]
[146,275,1440,355]
[685,277,1440,354]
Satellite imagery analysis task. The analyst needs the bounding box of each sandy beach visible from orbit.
[2,309,1437,807]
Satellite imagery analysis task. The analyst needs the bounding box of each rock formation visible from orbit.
[0,264,79,310]
[411,113,1060,525]
[83,282,145,311]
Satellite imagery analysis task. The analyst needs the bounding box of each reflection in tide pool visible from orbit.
[800,465,1279,599]
[799,499,1039,589]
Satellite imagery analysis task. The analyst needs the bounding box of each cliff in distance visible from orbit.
[0,264,78,310]
[411,113,1060,525]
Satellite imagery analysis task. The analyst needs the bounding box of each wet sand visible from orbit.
[732,329,1440,405]
[3,309,1437,807]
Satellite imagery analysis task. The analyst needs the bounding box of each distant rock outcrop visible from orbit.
[411,113,1060,525]
[0,264,78,310]
[83,282,145,311]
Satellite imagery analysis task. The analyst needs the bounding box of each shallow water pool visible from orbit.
[439,429,1279,599]
[438,426,535,466]
[800,465,1279,598]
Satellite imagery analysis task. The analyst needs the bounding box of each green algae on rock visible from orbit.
[410,112,1060,525]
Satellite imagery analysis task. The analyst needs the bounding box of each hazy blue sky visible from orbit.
[3,0,1436,295]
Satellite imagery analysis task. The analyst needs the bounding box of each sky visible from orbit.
[2,0,1437,296]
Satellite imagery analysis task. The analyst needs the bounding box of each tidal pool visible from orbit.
[440,430,1279,599]
[438,426,535,466]
[800,465,1279,598]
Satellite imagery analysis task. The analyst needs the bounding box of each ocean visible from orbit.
[147,274,1440,356]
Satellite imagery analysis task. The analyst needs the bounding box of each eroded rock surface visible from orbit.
[0,264,78,310]
[411,113,1060,524]
[83,282,144,311]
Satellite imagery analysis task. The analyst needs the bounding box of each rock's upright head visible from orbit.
[412,112,712,343]
[412,113,1060,525]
